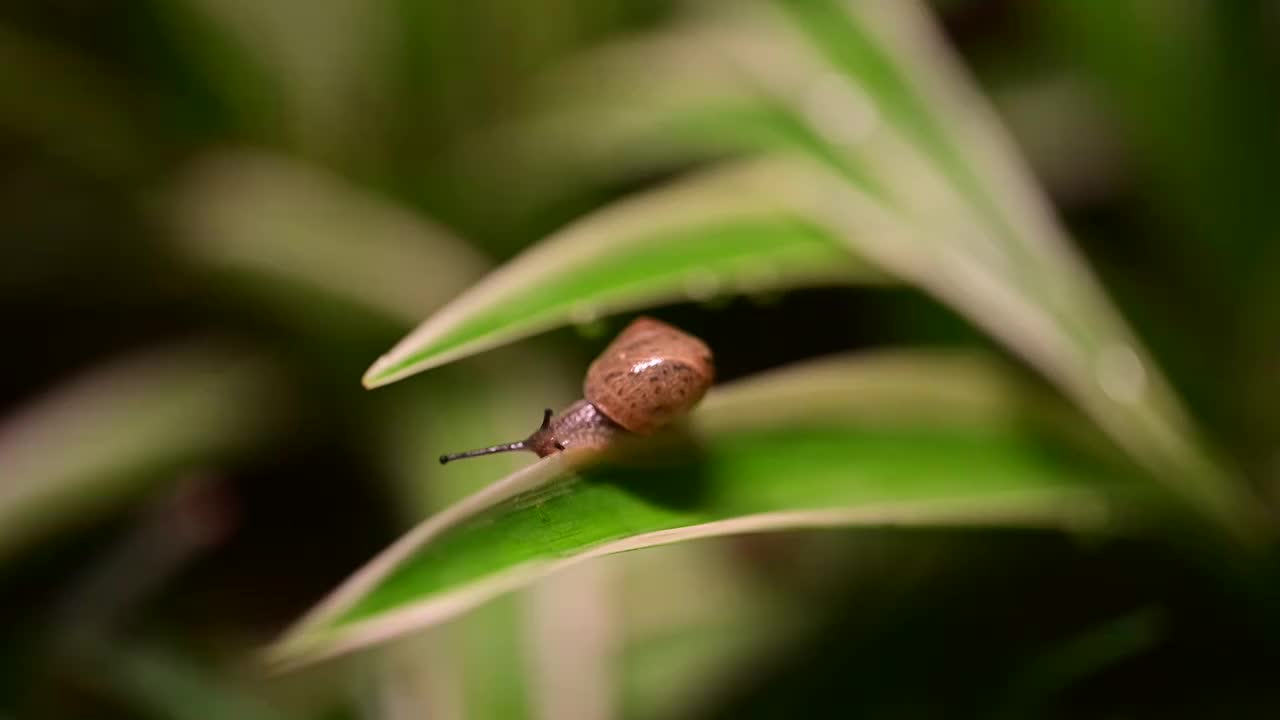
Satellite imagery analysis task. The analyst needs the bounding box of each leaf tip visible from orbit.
[258,625,339,674]
[257,636,303,674]
[361,358,394,390]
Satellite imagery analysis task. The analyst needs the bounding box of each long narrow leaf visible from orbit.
[790,0,1253,533]
[170,150,488,326]
[362,159,883,387]
[387,0,1261,534]
[273,351,1142,666]
[0,342,276,560]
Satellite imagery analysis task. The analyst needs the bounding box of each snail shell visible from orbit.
[439,316,714,464]
[584,316,714,434]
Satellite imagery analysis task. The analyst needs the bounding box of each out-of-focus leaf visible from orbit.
[0,24,146,176]
[616,541,803,720]
[376,596,535,720]
[990,75,1127,206]
[386,0,1261,536]
[170,145,586,719]
[1044,0,1280,278]
[994,609,1163,718]
[100,645,294,720]
[137,0,285,145]
[379,347,576,516]
[273,351,1144,666]
[362,158,883,387]
[170,150,488,327]
[167,0,387,159]
[0,342,277,560]
[622,612,792,720]
[374,349,578,720]
[476,28,855,217]
[1044,0,1280,477]
[795,0,1256,534]
[522,562,615,720]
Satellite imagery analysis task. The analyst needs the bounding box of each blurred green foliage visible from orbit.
[1,1,1278,718]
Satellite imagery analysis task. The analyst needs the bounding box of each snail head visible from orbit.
[438,408,563,465]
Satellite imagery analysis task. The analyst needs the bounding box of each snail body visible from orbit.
[439,317,714,464]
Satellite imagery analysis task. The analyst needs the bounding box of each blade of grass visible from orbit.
[274,351,1145,666]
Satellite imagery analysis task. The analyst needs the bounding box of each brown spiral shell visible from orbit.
[583,316,715,434]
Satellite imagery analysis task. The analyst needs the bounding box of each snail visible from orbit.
[439,316,714,464]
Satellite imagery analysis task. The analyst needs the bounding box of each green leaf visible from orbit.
[170,149,488,327]
[1043,0,1280,472]
[772,0,1259,535]
[0,341,277,561]
[372,353,579,720]
[994,609,1163,718]
[479,28,873,216]
[382,0,1263,536]
[273,351,1142,666]
[374,596,535,720]
[362,159,884,388]
[166,0,388,157]
[616,541,804,719]
[101,644,295,720]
